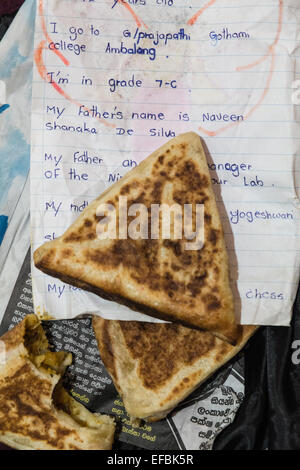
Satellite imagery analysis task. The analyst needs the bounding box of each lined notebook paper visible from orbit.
[31,0,300,325]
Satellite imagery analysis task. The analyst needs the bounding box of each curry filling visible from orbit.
[23,315,114,432]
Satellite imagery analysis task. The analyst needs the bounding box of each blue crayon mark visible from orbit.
[0,215,8,244]
[0,129,29,213]
[0,104,10,114]
[0,44,27,80]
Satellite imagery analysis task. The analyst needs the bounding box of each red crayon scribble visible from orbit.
[198,51,276,137]
[34,41,115,128]
[187,0,283,137]
[236,0,283,72]
[116,0,148,29]
[38,0,69,66]
[188,0,217,26]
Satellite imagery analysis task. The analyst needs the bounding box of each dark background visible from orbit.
[0,1,24,41]
[1,1,300,451]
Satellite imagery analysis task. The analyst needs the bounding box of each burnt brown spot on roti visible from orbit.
[181,253,192,266]
[1,320,26,352]
[116,239,158,268]
[39,248,56,267]
[86,238,161,283]
[208,300,221,311]
[119,322,216,390]
[163,272,179,294]
[172,189,187,205]
[214,266,220,276]
[85,249,117,268]
[171,263,181,272]
[62,248,73,258]
[85,233,95,240]
[201,293,221,312]
[208,228,219,246]
[120,184,131,195]
[65,220,97,243]
[84,219,92,228]
[132,191,146,204]
[163,240,182,256]
[63,232,82,243]
[173,161,209,193]
[150,181,163,202]
[187,272,208,296]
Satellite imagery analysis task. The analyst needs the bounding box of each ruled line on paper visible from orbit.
[45,0,281,9]
[33,66,295,73]
[31,83,298,90]
[39,16,295,28]
[29,145,300,156]
[30,130,300,140]
[30,100,297,107]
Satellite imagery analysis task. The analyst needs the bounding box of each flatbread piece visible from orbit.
[34,132,238,344]
[0,315,115,450]
[93,316,257,422]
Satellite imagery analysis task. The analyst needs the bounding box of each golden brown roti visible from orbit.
[34,132,238,344]
[93,316,257,422]
[0,315,115,450]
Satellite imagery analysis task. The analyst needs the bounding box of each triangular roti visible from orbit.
[34,132,238,344]
[0,315,115,450]
[92,316,257,422]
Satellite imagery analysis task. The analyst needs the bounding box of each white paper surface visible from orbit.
[169,366,245,450]
[31,0,300,325]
